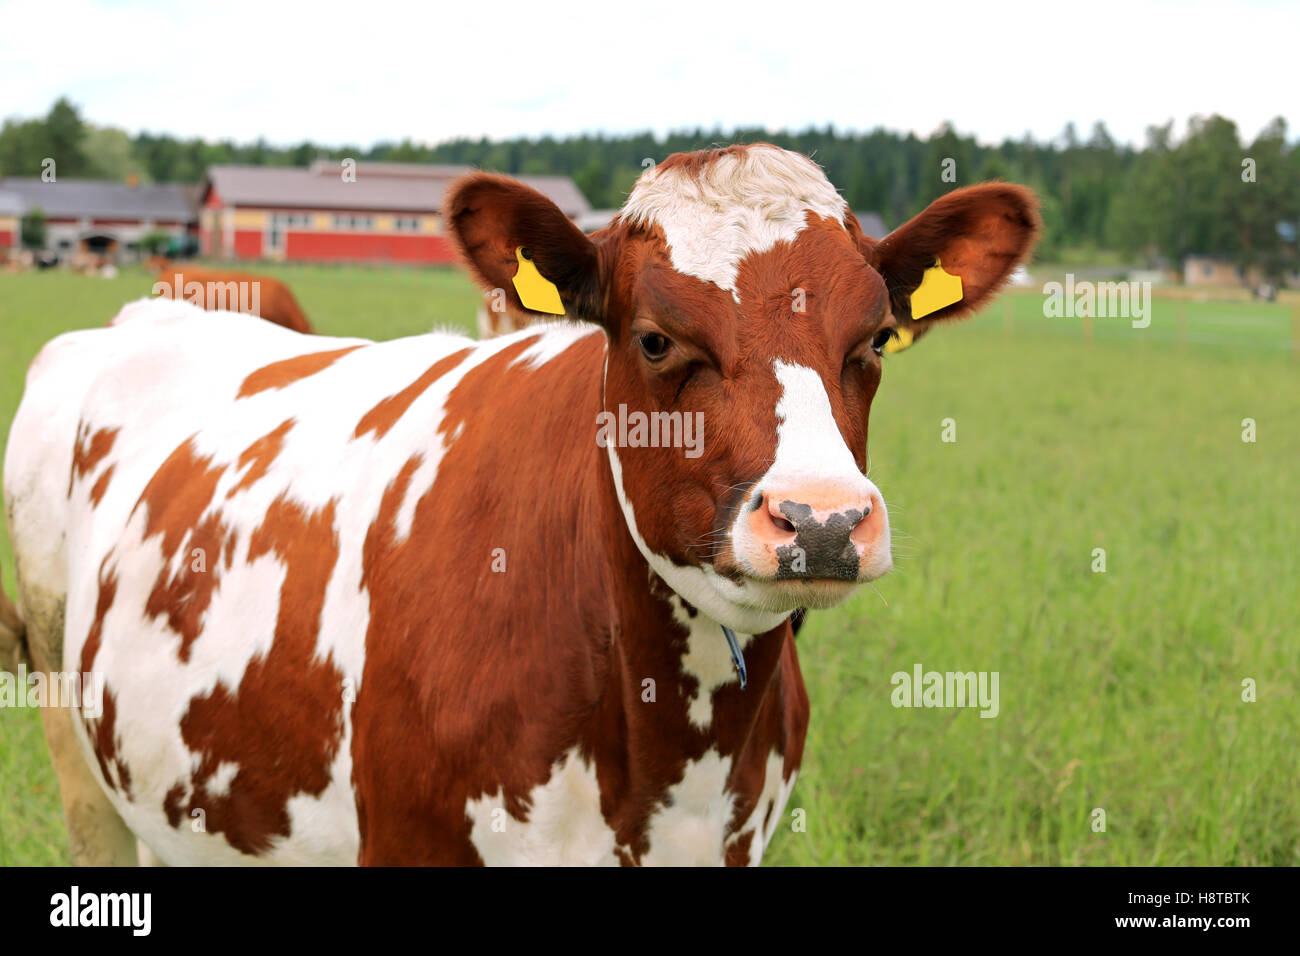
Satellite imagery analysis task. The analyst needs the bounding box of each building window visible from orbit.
[394,216,421,231]
[332,214,374,231]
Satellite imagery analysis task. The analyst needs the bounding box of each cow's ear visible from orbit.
[852,184,1039,346]
[445,173,604,324]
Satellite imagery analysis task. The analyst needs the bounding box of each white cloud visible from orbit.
[0,0,1295,148]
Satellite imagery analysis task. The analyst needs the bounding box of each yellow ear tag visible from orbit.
[883,326,914,353]
[512,247,565,315]
[910,259,963,320]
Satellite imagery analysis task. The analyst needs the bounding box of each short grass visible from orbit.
[1,267,1296,865]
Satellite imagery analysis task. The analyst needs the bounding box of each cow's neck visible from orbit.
[549,344,798,798]
[496,332,793,722]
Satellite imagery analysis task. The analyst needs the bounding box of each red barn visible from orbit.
[200,161,591,265]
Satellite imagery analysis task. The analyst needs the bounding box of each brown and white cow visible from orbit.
[148,258,315,334]
[2,145,1036,865]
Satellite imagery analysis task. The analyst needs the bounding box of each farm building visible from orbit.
[200,161,591,264]
[0,190,22,247]
[0,178,196,256]
[853,211,888,237]
[1184,254,1300,290]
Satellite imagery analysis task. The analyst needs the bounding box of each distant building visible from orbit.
[1184,254,1300,289]
[576,209,618,233]
[0,190,23,247]
[1184,255,1246,287]
[0,178,195,255]
[200,161,592,264]
[853,211,888,238]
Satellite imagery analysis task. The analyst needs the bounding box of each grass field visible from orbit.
[2,265,1297,865]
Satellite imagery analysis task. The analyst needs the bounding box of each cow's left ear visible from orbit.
[851,184,1039,346]
[445,173,606,323]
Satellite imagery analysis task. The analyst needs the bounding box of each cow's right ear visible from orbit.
[445,173,604,323]
[850,184,1039,346]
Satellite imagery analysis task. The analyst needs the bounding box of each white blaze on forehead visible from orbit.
[728,360,892,582]
[768,360,869,487]
[619,145,848,298]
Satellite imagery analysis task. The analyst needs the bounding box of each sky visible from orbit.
[1,0,1296,149]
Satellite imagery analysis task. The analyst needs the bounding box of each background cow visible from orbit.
[148,258,315,334]
[2,145,1035,865]
[476,289,540,338]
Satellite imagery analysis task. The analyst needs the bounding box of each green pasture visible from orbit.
[1,265,1296,865]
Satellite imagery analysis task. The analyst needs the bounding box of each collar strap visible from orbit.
[721,625,747,690]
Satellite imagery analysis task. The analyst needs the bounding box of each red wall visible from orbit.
[284,231,454,263]
[204,199,460,264]
[233,229,263,258]
[0,229,12,248]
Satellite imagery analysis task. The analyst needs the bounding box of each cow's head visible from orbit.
[448,145,1038,632]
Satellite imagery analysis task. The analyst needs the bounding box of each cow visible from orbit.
[148,258,315,334]
[476,289,539,339]
[2,144,1037,865]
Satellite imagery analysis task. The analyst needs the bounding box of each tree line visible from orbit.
[2,98,1296,275]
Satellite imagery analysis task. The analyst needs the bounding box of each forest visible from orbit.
[2,98,1296,273]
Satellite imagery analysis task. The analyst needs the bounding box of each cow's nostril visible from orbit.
[756,494,800,540]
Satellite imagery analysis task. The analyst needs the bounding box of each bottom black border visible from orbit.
[0,865,1281,942]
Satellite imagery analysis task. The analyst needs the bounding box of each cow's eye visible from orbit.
[870,328,898,355]
[637,332,673,363]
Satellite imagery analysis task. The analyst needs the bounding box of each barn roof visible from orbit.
[205,163,592,219]
[0,189,25,216]
[307,159,477,179]
[0,179,194,220]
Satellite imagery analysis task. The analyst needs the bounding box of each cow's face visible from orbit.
[448,145,1038,632]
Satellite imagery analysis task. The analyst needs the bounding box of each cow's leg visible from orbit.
[0,563,25,672]
[36,702,138,865]
[21,587,137,866]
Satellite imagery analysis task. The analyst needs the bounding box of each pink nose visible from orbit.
[746,484,885,579]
